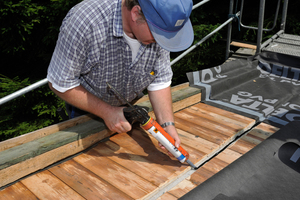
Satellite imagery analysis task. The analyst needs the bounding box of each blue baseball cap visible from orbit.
[138,0,194,52]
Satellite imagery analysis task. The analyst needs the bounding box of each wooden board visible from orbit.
[231,41,257,50]
[0,102,257,199]
[0,182,37,200]
[0,84,201,188]
[165,123,279,199]
[49,159,133,200]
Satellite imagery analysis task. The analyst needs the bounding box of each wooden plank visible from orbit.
[227,139,257,155]
[185,105,251,134]
[100,129,208,182]
[110,128,206,173]
[49,159,133,200]
[3,99,263,199]
[0,85,201,189]
[134,82,192,105]
[0,129,112,188]
[104,128,208,199]
[21,170,85,200]
[214,148,243,164]
[0,118,107,170]
[0,114,94,152]
[138,86,201,116]
[175,115,229,145]
[167,179,197,198]
[177,129,219,153]
[231,41,257,50]
[228,123,278,154]
[190,167,215,185]
[157,192,178,200]
[168,122,279,198]
[166,158,229,198]
[0,182,37,200]
[193,103,254,127]
[109,130,189,173]
[248,123,279,139]
[202,157,229,174]
[127,127,207,167]
[177,109,240,137]
[241,134,264,145]
[92,140,173,186]
[73,149,157,199]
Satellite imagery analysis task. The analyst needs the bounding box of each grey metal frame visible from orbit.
[256,0,289,54]
[0,78,48,105]
[239,0,281,32]
[226,0,289,56]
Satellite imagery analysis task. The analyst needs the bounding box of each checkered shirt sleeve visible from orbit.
[47,0,172,106]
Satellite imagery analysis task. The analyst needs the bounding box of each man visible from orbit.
[47,0,194,150]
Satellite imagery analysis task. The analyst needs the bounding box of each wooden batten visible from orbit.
[0,114,95,153]
[0,83,201,188]
[230,41,257,50]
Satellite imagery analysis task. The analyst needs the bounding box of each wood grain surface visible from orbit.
[0,101,277,200]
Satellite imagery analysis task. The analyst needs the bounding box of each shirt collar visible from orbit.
[113,0,123,37]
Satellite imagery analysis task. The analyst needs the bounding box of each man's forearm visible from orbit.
[148,86,180,148]
[48,82,131,133]
[148,86,174,125]
[49,83,111,119]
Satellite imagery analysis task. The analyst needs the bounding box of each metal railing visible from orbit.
[236,0,289,54]
[0,0,289,105]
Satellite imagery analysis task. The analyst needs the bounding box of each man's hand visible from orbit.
[103,106,132,133]
[49,83,132,134]
[158,124,180,157]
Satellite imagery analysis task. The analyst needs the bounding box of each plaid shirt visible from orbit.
[47,0,172,106]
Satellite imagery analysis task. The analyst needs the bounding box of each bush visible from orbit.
[0,76,65,141]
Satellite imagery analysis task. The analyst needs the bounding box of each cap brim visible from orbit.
[147,19,194,52]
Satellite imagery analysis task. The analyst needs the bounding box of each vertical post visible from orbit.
[280,0,289,32]
[256,0,266,54]
[225,0,235,60]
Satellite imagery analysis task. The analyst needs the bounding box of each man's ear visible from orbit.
[130,5,142,22]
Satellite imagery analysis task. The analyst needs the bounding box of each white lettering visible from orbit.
[242,101,261,110]
[201,69,217,83]
[264,99,278,104]
[261,103,275,116]
[289,104,300,111]
[250,95,263,101]
[237,91,252,97]
[230,95,254,105]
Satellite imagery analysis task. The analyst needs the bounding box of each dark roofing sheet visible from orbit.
[180,120,300,200]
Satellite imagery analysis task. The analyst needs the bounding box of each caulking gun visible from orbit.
[107,82,196,169]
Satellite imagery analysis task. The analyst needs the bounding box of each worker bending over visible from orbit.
[47,0,194,150]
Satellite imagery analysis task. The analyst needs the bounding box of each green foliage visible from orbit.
[0,0,44,54]
[0,0,83,79]
[0,0,84,141]
[0,76,65,141]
